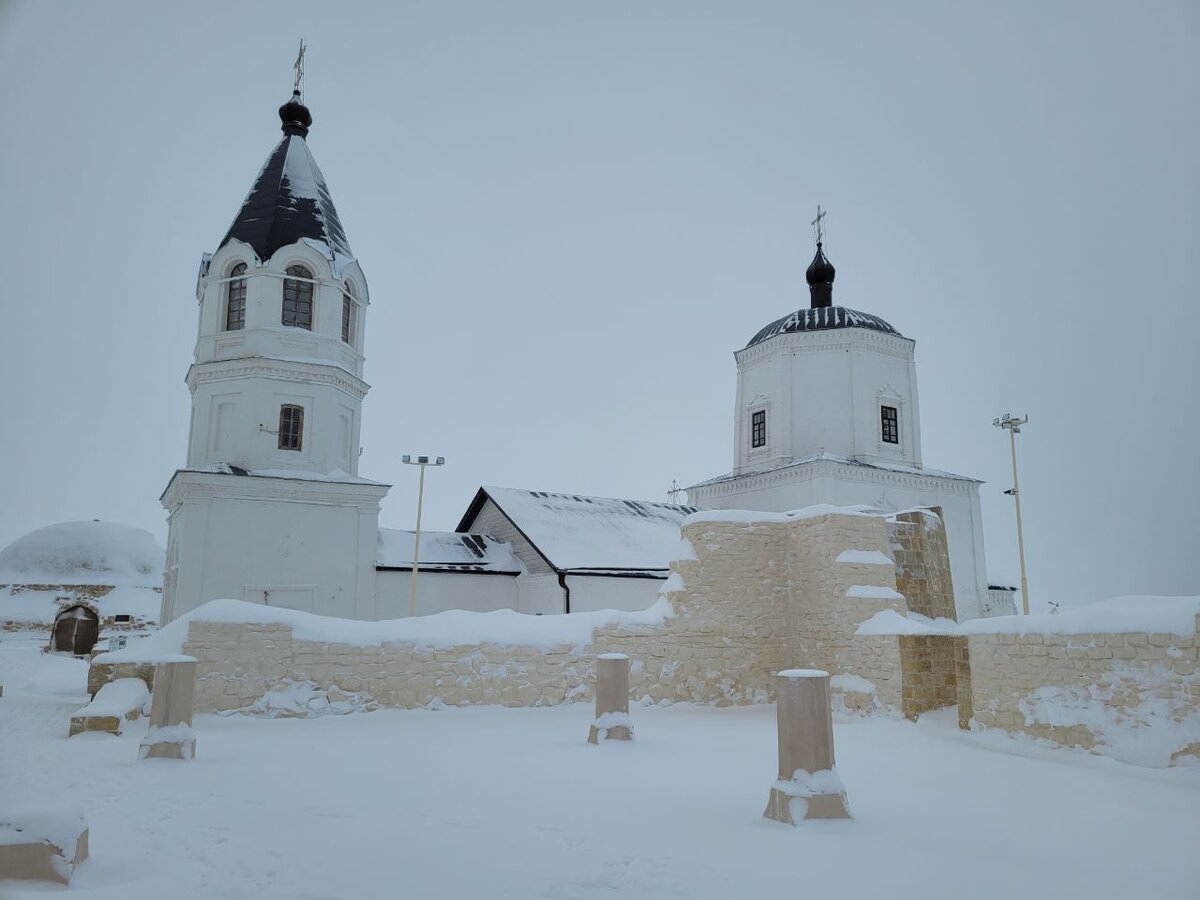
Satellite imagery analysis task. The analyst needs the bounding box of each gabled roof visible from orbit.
[457,486,699,573]
[376,529,521,574]
[218,103,353,266]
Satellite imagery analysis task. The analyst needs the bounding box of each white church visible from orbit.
[160,81,1006,626]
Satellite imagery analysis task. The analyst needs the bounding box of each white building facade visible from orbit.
[687,241,999,620]
[160,89,389,623]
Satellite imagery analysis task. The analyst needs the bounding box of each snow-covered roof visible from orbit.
[218,100,353,269]
[745,306,904,348]
[460,487,700,573]
[687,453,980,490]
[377,529,521,574]
[0,521,164,587]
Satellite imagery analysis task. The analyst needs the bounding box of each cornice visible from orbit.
[161,469,390,509]
[185,358,370,399]
[736,328,915,367]
[688,458,978,501]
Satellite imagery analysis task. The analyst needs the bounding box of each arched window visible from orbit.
[225,263,247,330]
[341,281,356,345]
[278,404,304,451]
[282,265,314,329]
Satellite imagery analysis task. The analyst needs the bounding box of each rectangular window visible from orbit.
[341,295,355,344]
[282,268,314,330]
[751,409,766,449]
[278,404,304,451]
[881,405,899,444]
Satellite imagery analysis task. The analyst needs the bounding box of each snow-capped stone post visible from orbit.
[588,653,633,744]
[763,669,851,824]
[138,659,197,760]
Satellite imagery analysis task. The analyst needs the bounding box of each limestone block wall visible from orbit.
[966,617,1200,767]
[110,510,935,718]
[887,509,955,621]
[182,518,796,713]
[787,513,908,710]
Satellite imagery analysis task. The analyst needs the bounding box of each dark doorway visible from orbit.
[51,605,99,655]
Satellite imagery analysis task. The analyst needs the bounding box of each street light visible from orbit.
[992,413,1031,615]
[401,454,445,617]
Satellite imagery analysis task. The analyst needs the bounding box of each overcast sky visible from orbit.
[0,1,1196,609]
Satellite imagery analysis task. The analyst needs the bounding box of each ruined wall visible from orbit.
[966,618,1200,767]
[887,508,956,621]
[103,510,942,719]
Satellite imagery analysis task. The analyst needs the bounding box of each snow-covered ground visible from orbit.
[2,636,1198,899]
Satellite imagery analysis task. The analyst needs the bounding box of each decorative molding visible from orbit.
[186,359,370,400]
[688,458,978,501]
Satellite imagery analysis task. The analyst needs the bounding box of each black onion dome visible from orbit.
[746,306,902,348]
[279,91,312,137]
[217,94,352,264]
[805,242,836,285]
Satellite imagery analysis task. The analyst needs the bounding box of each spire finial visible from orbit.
[811,204,827,246]
[293,39,307,98]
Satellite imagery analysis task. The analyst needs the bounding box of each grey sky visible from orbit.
[0,0,1196,608]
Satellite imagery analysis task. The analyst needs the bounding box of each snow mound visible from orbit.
[233,680,377,718]
[959,595,1200,636]
[0,521,164,586]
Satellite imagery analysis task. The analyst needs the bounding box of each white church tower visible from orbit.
[160,75,389,623]
[687,216,994,620]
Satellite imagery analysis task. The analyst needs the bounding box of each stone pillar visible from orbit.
[138,659,197,760]
[588,653,632,744]
[763,670,851,824]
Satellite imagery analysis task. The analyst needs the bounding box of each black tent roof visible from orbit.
[218,95,353,265]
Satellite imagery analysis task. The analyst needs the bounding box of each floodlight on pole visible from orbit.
[992,413,1031,615]
[401,454,445,617]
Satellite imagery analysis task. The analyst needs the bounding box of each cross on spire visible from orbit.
[811,205,827,246]
[293,39,307,96]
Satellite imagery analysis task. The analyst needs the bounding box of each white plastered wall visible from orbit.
[374,569,518,617]
[564,575,664,613]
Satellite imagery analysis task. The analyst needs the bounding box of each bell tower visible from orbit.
[161,60,389,624]
[187,79,369,478]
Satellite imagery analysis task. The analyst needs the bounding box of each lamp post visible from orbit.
[401,454,444,617]
[992,414,1030,615]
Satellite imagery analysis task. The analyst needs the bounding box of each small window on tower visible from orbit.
[282,265,314,330]
[342,282,355,344]
[278,404,304,451]
[751,409,767,449]
[881,405,899,444]
[225,263,247,331]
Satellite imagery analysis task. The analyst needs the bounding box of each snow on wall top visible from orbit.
[377,529,521,574]
[95,597,674,660]
[857,595,1200,637]
[470,487,701,572]
[218,132,354,269]
[0,521,164,586]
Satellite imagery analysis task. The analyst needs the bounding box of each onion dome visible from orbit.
[805,242,836,308]
[278,90,312,138]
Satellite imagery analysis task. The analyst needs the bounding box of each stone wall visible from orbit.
[888,508,956,621]
[966,617,1200,766]
[170,511,922,714]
